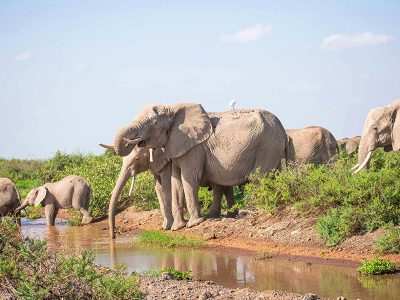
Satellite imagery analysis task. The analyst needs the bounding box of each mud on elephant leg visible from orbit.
[171,165,187,231]
[181,173,204,228]
[80,208,93,225]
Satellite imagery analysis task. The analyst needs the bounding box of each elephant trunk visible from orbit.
[109,168,132,239]
[15,199,29,213]
[114,124,141,157]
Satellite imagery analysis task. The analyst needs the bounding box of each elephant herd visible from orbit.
[1,99,399,238]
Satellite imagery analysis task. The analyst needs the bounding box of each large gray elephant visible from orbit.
[100,141,235,238]
[15,175,92,226]
[353,99,400,173]
[285,126,338,165]
[0,178,21,218]
[111,103,287,230]
[337,136,361,155]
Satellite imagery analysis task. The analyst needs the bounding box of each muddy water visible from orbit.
[22,218,400,300]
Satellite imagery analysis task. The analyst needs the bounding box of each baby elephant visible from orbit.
[15,175,92,226]
[0,178,21,218]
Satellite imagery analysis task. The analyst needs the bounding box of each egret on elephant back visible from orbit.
[111,103,287,230]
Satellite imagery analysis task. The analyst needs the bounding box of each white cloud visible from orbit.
[73,63,87,73]
[320,32,394,50]
[290,83,321,94]
[218,23,272,43]
[14,51,32,61]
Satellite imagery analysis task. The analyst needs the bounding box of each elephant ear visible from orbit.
[391,108,400,151]
[34,186,47,207]
[150,148,169,173]
[165,103,213,159]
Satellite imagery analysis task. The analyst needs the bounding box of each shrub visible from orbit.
[0,158,44,182]
[145,268,192,280]
[245,150,400,245]
[136,230,204,249]
[357,257,397,275]
[374,225,400,254]
[0,217,144,299]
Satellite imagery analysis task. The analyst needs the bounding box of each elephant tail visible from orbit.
[283,134,290,168]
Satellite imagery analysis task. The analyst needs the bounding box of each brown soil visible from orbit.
[138,274,316,300]
[91,207,400,266]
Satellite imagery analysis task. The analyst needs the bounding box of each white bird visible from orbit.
[229,98,236,110]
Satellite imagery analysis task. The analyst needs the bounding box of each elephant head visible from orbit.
[353,100,400,173]
[98,144,169,238]
[113,103,213,159]
[15,187,47,212]
[338,136,361,155]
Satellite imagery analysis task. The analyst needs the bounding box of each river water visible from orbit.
[21,218,400,300]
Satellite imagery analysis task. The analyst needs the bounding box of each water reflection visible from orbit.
[21,218,400,300]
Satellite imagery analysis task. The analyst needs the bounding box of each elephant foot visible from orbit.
[207,212,220,219]
[81,216,93,225]
[226,210,238,218]
[171,219,187,231]
[187,217,205,228]
[162,219,174,230]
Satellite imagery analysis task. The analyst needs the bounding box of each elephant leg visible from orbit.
[80,208,93,225]
[155,167,173,230]
[171,164,187,231]
[208,184,224,218]
[45,204,57,226]
[225,187,238,218]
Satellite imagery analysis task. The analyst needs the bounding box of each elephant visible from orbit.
[15,175,92,226]
[100,138,236,238]
[285,126,338,165]
[0,178,21,218]
[353,99,400,173]
[337,136,361,155]
[111,103,287,230]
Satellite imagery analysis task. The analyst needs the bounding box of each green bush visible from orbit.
[0,158,44,182]
[245,150,400,245]
[144,268,192,280]
[357,257,397,275]
[136,230,204,249]
[0,217,144,299]
[374,225,400,254]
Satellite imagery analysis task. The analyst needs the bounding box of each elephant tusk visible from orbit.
[149,148,154,162]
[128,175,135,196]
[123,137,142,146]
[350,163,359,171]
[99,143,115,150]
[353,151,372,174]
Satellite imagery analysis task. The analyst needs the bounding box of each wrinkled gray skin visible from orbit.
[286,126,338,165]
[354,99,400,173]
[0,178,21,218]
[337,136,361,155]
[112,104,286,230]
[15,175,92,226]
[102,136,235,238]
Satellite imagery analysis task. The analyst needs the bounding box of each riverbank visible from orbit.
[92,207,400,266]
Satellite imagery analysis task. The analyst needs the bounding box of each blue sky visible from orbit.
[1,1,399,158]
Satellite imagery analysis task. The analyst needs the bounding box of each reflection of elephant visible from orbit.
[337,136,361,155]
[112,104,286,230]
[15,175,92,226]
[0,178,21,218]
[354,100,400,173]
[285,126,338,165]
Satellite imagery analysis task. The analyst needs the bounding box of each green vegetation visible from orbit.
[245,149,400,246]
[0,217,143,299]
[144,268,192,280]
[357,257,397,275]
[136,230,204,249]
[374,225,400,254]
